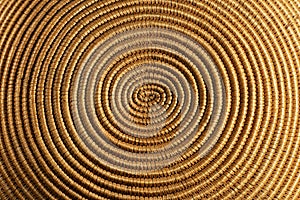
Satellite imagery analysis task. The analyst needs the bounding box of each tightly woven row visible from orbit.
[0,0,300,199]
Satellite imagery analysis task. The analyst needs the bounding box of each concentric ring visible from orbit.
[0,0,300,199]
[70,27,227,172]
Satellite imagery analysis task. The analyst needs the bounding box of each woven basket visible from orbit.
[1,0,300,199]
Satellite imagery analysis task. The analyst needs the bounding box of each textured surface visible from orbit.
[1,0,300,199]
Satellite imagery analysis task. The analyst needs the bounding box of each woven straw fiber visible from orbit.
[1,0,300,199]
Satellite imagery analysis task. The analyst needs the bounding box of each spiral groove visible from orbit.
[1,0,300,199]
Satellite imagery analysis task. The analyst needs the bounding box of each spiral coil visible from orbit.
[1,0,300,199]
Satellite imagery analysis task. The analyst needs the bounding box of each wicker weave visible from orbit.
[1,0,300,199]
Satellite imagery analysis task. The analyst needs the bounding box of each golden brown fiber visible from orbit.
[1,0,300,199]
